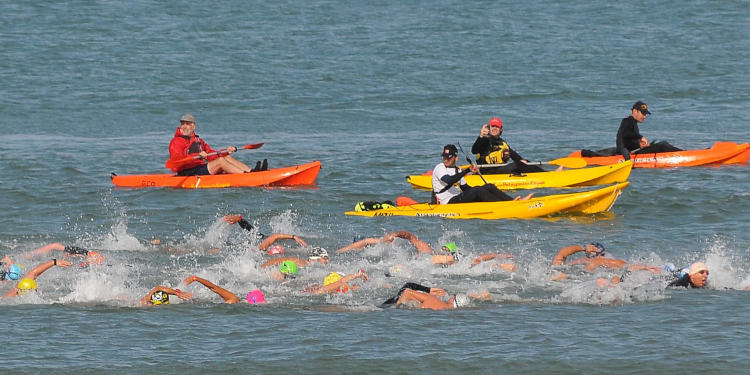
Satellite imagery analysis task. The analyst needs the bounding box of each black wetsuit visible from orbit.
[616,116,682,159]
[667,274,699,288]
[237,218,265,238]
[615,116,642,160]
[471,136,545,174]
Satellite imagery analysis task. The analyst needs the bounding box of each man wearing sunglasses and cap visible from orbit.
[432,144,532,204]
[616,101,682,160]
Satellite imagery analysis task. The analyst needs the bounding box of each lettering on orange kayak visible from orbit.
[373,212,394,216]
[415,213,458,217]
[140,180,157,187]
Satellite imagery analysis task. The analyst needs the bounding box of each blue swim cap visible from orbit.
[7,264,21,280]
[585,242,606,258]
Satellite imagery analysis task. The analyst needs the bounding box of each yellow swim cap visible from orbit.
[17,278,37,294]
[324,272,343,286]
[150,290,170,305]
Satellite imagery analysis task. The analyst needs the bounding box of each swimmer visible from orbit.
[270,260,299,281]
[667,262,709,288]
[0,256,23,282]
[2,258,73,298]
[337,230,432,254]
[22,242,105,268]
[302,270,369,294]
[222,214,309,253]
[380,282,467,310]
[141,286,194,306]
[261,247,330,269]
[181,275,267,304]
[551,242,660,281]
[436,242,516,272]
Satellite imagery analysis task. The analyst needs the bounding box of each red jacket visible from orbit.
[168,128,218,172]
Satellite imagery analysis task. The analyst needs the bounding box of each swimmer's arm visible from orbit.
[626,264,661,274]
[336,238,379,253]
[24,259,72,280]
[258,234,302,251]
[183,275,240,304]
[584,258,627,271]
[317,270,369,294]
[23,243,66,259]
[431,255,455,265]
[470,253,513,267]
[468,290,491,301]
[552,245,585,265]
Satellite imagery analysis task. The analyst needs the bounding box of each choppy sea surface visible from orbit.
[1,1,749,373]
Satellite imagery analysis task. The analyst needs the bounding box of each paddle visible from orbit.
[457,142,489,185]
[450,157,586,171]
[165,143,264,170]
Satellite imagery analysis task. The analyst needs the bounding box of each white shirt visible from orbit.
[432,163,464,204]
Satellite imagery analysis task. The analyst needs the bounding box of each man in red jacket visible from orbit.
[168,114,262,175]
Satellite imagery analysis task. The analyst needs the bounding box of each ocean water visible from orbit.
[1,0,749,373]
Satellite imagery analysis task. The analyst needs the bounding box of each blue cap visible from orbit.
[7,264,21,280]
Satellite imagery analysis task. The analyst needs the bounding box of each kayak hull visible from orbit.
[567,142,749,168]
[111,161,321,189]
[345,182,629,220]
[406,161,633,190]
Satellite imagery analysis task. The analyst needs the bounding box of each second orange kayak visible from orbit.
[567,141,749,168]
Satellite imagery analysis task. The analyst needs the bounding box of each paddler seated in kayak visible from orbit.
[2,258,73,298]
[22,243,105,268]
[471,117,558,174]
[180,275,266,304]
[614,101,682,160]
[169,114,267,176]
[222,214,309,254]
[433,144,533,204]
[337,231,516,271]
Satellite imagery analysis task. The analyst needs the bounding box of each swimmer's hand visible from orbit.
[358,269,369,281]
[56,260,73,268]
[174,289,193,300]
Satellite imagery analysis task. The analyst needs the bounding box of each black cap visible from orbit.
[632,101,651,115]
[442,144,458,158]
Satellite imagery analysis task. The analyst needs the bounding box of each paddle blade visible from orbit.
[165,156,195,170]
[241,143,264,150]
[396,196,419,206]
[548,157,587,168]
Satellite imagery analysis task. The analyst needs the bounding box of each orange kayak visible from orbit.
[111,160,321,189]
[567,141,749,168]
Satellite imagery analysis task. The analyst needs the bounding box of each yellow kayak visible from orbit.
[345,182,629,220]
[406,160,633,191]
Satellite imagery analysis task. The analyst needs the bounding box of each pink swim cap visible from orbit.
[246,289,266,304]
[268,244,284,255]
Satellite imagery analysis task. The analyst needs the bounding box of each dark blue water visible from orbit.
[1,0,749,373]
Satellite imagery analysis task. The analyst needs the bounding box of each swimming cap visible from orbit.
[17,278,37,294]
[585,242,606,258]
[324,272,343,286]
[441,242,457,253]
[689,262,708,275]
[86,251,105,265]
[268,244,284,255]
[488,117,503,128]
[452,294,470,308]
[246,289,266,304]
[279,260,298,275]
[150,290,170,305]
[308,247,329,260]
[7,264,21,281]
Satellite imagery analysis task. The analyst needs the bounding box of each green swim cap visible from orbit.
[279,260,299,275]
[442,242,458,253]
